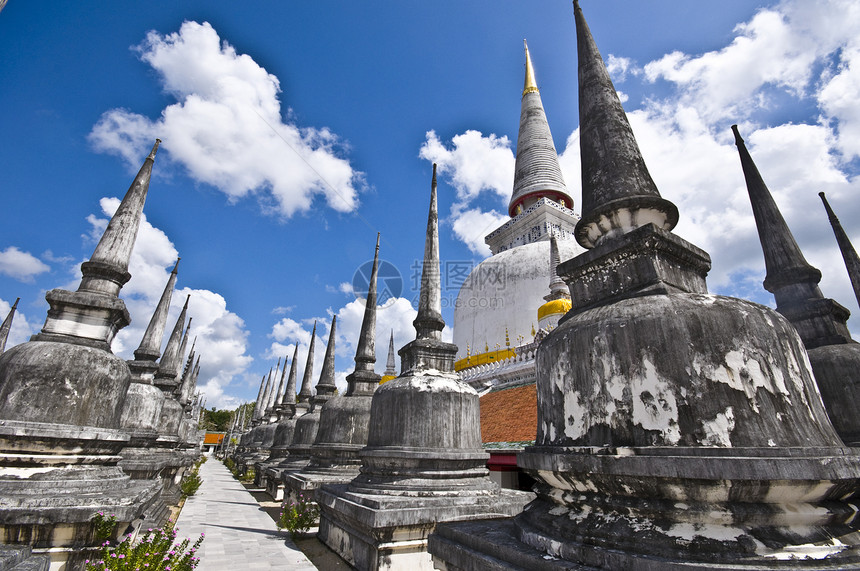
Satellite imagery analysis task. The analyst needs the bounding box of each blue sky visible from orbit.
[1,1,859,408]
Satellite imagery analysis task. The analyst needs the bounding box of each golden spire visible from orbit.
[523,39,539,96]
[531,323,536,337]
[505,327,511,347]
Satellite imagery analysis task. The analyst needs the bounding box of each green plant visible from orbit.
[277,494,319,539]
[223,457,236,474]
[180,467,202,498]
[91,512,117,542]
[85,525,204,570]
[240,467,255,483]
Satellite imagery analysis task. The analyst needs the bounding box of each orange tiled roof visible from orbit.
[479,383,537,444]
[203,433,225,445]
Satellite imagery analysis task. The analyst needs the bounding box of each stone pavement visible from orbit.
[175,457,317,570]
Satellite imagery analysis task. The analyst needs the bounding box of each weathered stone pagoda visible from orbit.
[734,125,860,447]
[278,317,338,483]
[282,234,382,503]
[317,165,532,570]
[429,3,860,569]
[262,345,301,500]
[0,141,166,569]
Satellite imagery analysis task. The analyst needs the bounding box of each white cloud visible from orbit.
[606,54,636,82]
[642,0,860,123]
[420,130,513,205]
[450,208,508,257]
[89,20,364,219]
[0,247,50,283]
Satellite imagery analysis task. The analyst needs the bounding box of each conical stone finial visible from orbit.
[134,259,179,362]
[820,192,860,311]
[314,316,338,402]
[509,41,571,218]
[282,344,300,413]
[252,374,266,421]
[384,330,397,377]
[173,318,193,383]
[0,298,19,354]
[272,356,289,414]
[573,2,677,249]
[545,234,569,302]
[347,235,382,395]
[732,125,823,297]
[155,295,190,387]
[733,125,852,351]
[297,321,317,406]
[413,165,444,341]
[79,139,161,297]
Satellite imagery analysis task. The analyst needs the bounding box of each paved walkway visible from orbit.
[175,458,317,570]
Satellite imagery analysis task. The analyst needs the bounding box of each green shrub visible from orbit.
[91,512,117,542]
[223,457,236,474]
[180,467,202,498]
[240,467,255,483]
[85,525,204,570]
[277,494,319,539]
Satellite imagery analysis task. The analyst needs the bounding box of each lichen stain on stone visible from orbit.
[628,359,680,444]
[700,406,735,447]
[693,348,793,414]
[758,537,848,560]
[666,522,742,543]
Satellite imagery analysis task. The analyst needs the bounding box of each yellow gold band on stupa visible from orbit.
[454,347,516,372]
[538,298,571,321]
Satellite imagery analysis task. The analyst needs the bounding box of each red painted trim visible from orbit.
[486,452,519,471]
[508,191,571,217]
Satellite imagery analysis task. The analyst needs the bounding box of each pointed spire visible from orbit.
[272,355,288,412]
[0,298,19,354]
[256,372,273,421]
[354,234,379,374]
[266,358,282,413]
[384,329,397,377]
[523,39,539,96]
[282,343,300,412]
[78,139,161,296]
[261,367,275,418]
[509,41,571,218]
[253,374,268,420]
[820,192,860,311]
[573,2,677,249]
[297,321,317,405]
[173,317,192,382]
[414,165,444,340]
[315,316,338,401]
[252,374,266,420]
[134,259,179,362]
[732,125,822,296]
[545,234,570,302]
[156,294,190,385]
[733,125,851,349]
[347,236,383,394]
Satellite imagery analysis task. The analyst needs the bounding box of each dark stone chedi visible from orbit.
[430,3,860,569]
[282,233,383,502]
[0,141,165,569]
[317,165,532,570]
[734,125,860,447]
